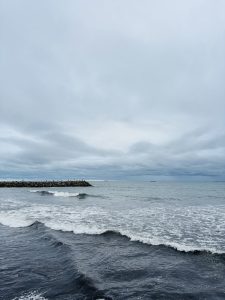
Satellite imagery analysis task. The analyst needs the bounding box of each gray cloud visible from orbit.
[1,0,225,180]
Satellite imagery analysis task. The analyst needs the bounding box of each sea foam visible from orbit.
[29,190,88,198]
[13,291,47,300]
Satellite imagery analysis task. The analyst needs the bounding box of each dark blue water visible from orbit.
[1,181,225,299]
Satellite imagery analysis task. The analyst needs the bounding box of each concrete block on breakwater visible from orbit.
[0,180,92,188]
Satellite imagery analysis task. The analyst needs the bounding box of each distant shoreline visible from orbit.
[0,180,92,188]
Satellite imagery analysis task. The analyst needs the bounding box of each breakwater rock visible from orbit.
[0,180,92,188]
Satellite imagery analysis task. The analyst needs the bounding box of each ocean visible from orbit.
[0,181,225,299]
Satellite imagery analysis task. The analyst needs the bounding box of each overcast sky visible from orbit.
[1,0,225,180]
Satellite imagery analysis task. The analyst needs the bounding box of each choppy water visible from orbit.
[1,181,225,299]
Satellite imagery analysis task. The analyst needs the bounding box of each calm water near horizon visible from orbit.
[1,181,225,299]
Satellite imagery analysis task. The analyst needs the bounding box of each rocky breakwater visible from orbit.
[0,180,92,188]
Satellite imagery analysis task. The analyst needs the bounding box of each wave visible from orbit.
[2,217,224,256]
[29,190,90,199]
[100,230,224,255]
[43,227,225,255]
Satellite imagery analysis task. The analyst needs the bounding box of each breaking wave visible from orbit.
[1,217,224,255]
[29,190,89,199]
[43,225,225,255]
[100,230,225,255]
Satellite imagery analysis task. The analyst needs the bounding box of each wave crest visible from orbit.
[29,190,89,198]
[2,217,224,255]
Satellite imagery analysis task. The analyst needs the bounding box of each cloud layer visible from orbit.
[1,0,225,179]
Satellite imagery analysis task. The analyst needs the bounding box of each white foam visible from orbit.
[1,199,225,254]
[13,291,47,300]
[119,230,223,254]
[0,211,34,228]
[29,190,80,197]
[51,191,80,197]
[45,220,106,235]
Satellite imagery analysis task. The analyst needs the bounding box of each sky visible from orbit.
[0,0,225,180]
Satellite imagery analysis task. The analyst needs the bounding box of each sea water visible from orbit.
[1,181,225,299]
